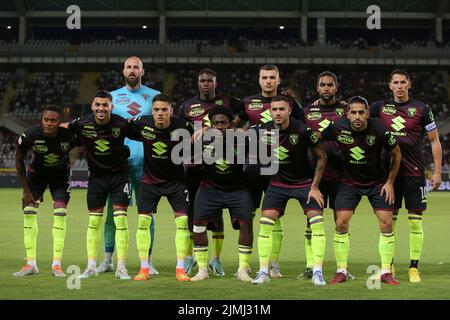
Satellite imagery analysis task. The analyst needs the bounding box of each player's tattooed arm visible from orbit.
[380,145,402,205]
[308,144,327,208]
[427,129,442,191]
[15,145,35,208]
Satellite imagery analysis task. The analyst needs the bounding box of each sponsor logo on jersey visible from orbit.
[307,111,322,120]
[341,130,352,135]
[189,105,205,117]
[83,125,94,129]
[391,116,406,131]
[260,109,273,123]
[215,159,230,172]
[152,141,169,159]
[60,142,70,152]
[407,107,417,117]
[366,135,376,146]
[141,130,156,140]
[289,134,298,145]
[81,130,97,138]
[337,134,354,144]
[350,146,366,161]
[382,105,396,115]
[274,146,289,161]
[127,102,142,117]
[116,97,131,105]
[318,119,331,132]
[248,102,264,110]
[95,139,110,153]
[44,153,59,166]
[32,144,48,153]
[112,127,121,138]
[336,108,345,117]
[261,131,276,145]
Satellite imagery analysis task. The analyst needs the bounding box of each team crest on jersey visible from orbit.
[337,134,354,144]
[112,127,121,138]
[382,105,396,115]
[307,112,321,120]
[366,135,376,146]
[189,105,205,117]
[248,102,263,110]
[407,108,416,117]
[142,94,149,101]
[215,99,224,106]
[289,134,298,145]
[336,108,344,117]
[60,142,70,152]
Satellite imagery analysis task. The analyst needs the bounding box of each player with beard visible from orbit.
[179,68,245,277]
[97,56,161,275]
[239,65,304,279]
[298,71,349,280]
[66,91,133,280]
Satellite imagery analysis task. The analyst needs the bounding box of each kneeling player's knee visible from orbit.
[193,224,208,245]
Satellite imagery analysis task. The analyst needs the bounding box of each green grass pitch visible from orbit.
[1,188,449,300]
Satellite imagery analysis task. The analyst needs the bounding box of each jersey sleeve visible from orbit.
[17,131,30,154]
[370,100,383,118]
[374,119,397,151]
[177,103,186,121]
[420,104,437,132]
[290,98,304,122]
[230,96,249,122]
[305,126,320,147]
[320,122,337,141]
[126,117,142,141]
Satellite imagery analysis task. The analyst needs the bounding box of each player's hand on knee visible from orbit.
[22,192,36,208]
[380,182,395,205]
[307,187,324,208]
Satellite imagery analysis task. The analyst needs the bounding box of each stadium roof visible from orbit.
[1,0,449,18]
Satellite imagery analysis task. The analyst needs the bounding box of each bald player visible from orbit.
[98,56,161,275]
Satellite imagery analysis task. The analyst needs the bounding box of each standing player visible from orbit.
[251,95,327,285]
[299,71,347,279]
[240,65,304,279]
[179,68,244,276]
[320,96,402,285]
[14,105,75,277]
[67,90,132,280]
[127,94,191,281]
[98,56,161,275]
[190,106,254,282]
[371,69,442,282]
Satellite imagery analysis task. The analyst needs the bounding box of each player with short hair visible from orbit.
[298,71,348,280]
[190,106,254,282]
[371,69,442,282]
[128,94,191,282]
[67,90,132,280]
[179,68,244,276]
[14,105,76,277]
[98,56,161,275]
[320,96,402,285]
[251,95,327,285]
[241,65,304,279]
